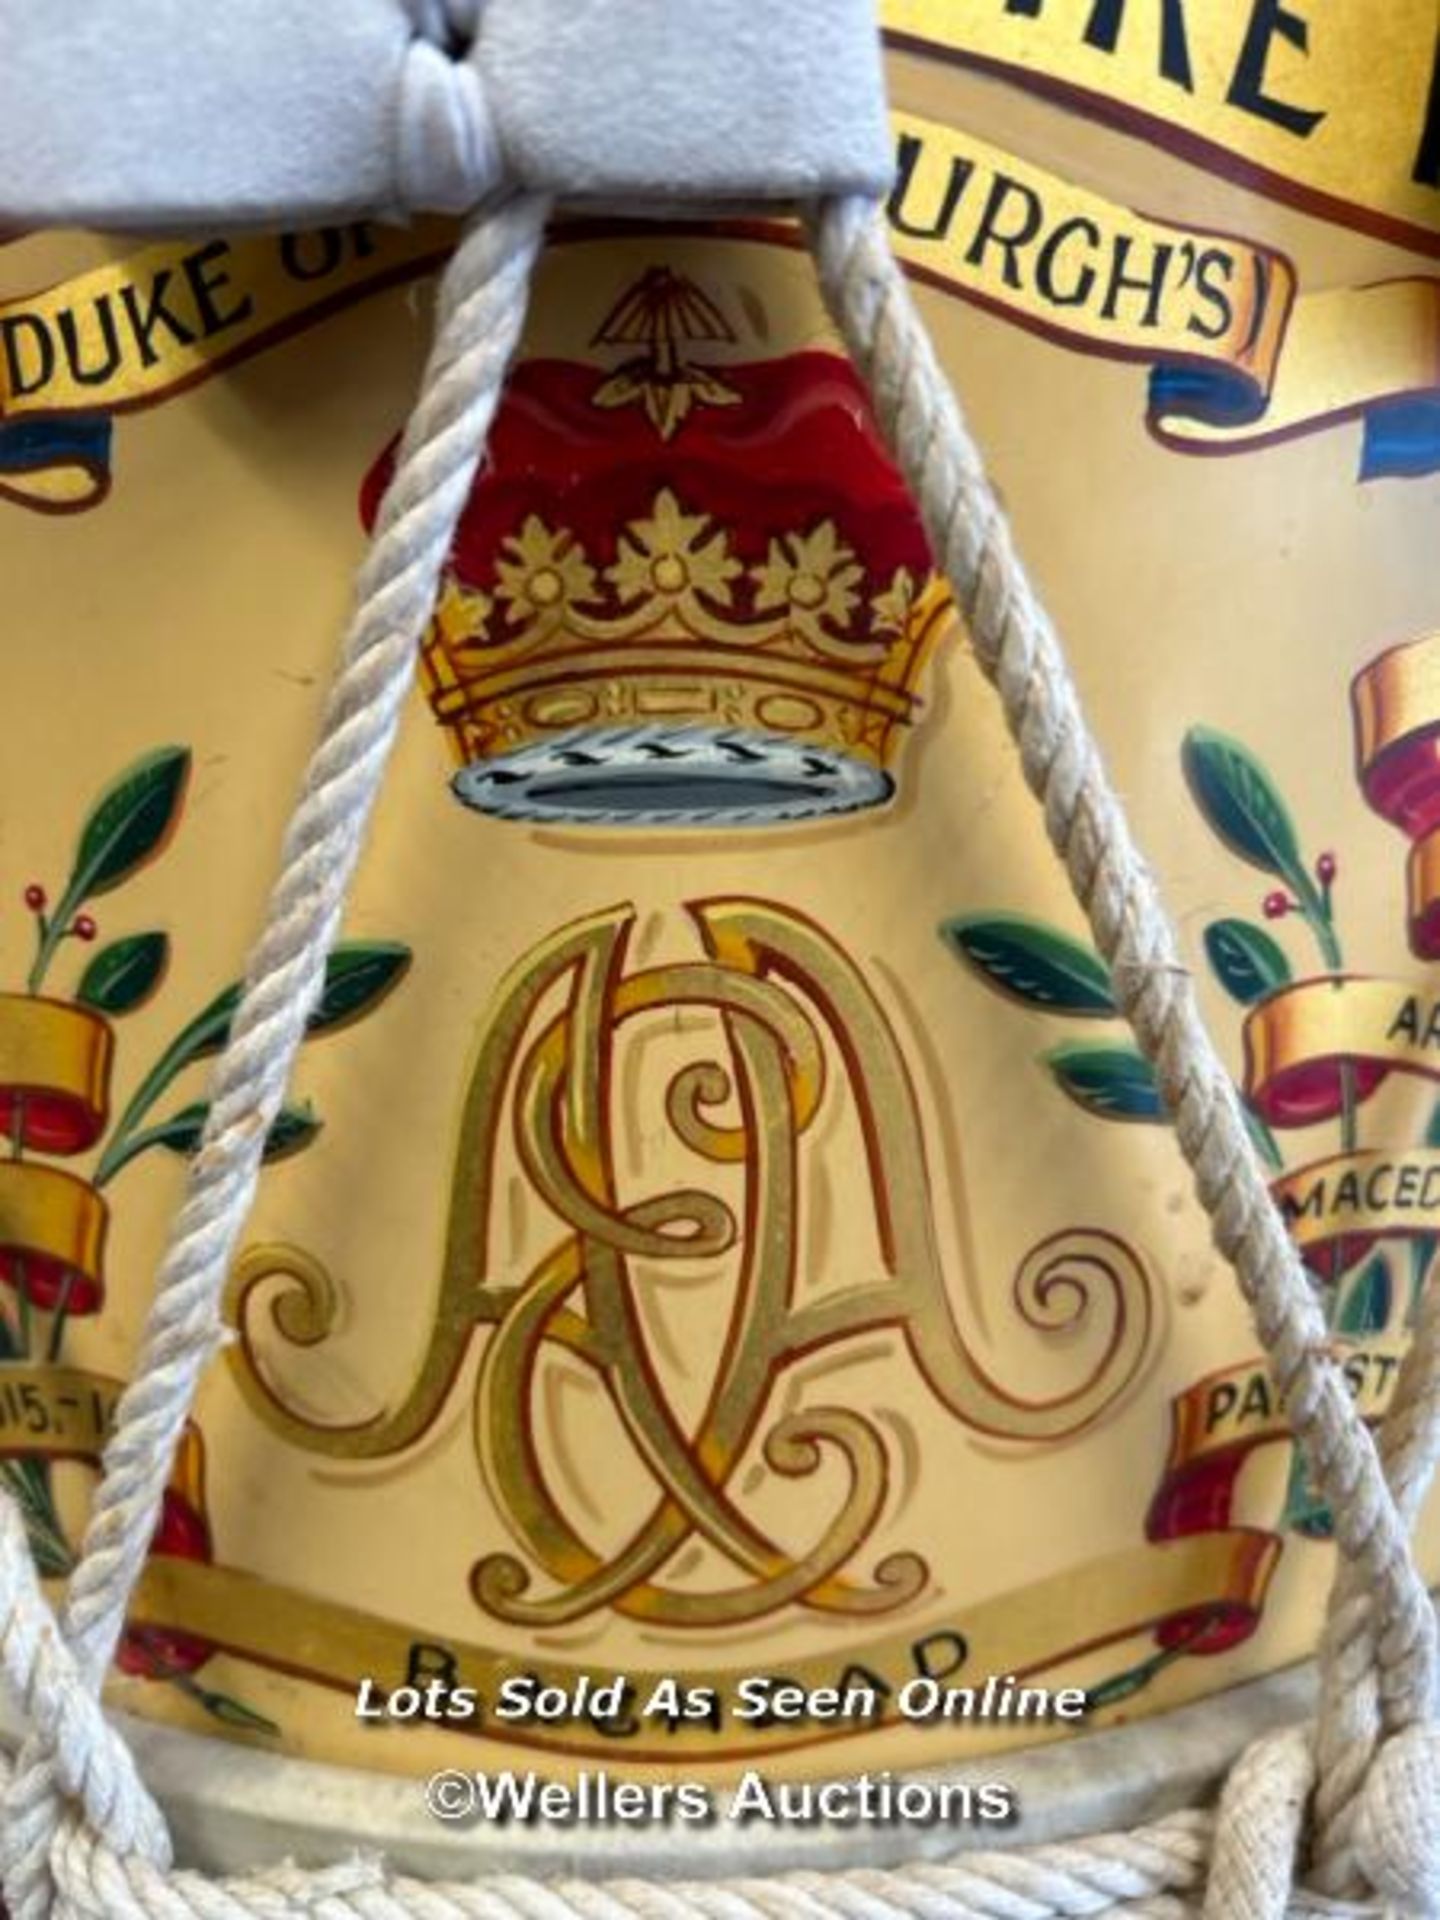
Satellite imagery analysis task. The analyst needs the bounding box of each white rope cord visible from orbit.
[1307,1247,1440,1900]
[1198,878,1440,1917]
[0,188,1434,1920]
[0,187,553,1919]
[27,1810,1214,1920]
[0,1502,167,1875]
[805,193,1440,1918]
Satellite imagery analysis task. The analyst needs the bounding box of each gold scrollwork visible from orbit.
[227,899,1151,1629]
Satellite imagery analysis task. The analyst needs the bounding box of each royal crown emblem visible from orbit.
[362,264,955,824]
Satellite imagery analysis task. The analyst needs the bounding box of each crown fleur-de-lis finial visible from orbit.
[590,266,744,440]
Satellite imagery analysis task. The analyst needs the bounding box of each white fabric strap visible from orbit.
[0,0,892,227]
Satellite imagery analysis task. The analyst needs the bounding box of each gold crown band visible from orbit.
[421,488,954,785]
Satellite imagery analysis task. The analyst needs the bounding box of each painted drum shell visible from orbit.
[0,21,1436,1873]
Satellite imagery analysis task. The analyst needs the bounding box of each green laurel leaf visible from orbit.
[941,914,1116,1015]
[75,932,170,1015]
[1045,1043,1164,1122]
[303,943,414,1035]
[1335,1253,1392,1339]
[2,1466,74,1577]
[153,1101,322,1164]
[93,943,409,1185]
[192,1690,280,1736]
[1181,728,1306,885]
[68,747,191,901]
[1280,1451,1332,1541]
[1243,1104,1284,1172]
[155,941,411,1079]
[1202,919,1292,1007]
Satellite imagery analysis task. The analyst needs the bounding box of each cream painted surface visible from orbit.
[0,50,1435,1795]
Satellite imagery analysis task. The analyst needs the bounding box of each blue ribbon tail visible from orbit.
[1148,362,1267,432]
[1360,394,1440,481]
[0,413,113,511]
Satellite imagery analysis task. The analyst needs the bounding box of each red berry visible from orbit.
[22,883,45,911]
[72,914,97,942]
[1317,852,1337,885]
[1263,892,1290,920]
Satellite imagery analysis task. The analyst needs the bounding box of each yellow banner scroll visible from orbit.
[0,223,452,511]
[0,1361,1276,1750]
[0,1358,1275,1747]
[1243,977,1440,1126]
[888,109,1292,378]
[1272,1150,1440,1254]
[1163,1337,1409,1472]
[887,113,1440,477]
[1353,634,1440,959]
[883,0,1440,258]
[111,1531,1279,1762]
[0,1364,208,1550]
[0,1364,120,1458]
[1146,1335,1408,1549]
[1150,279,1440,466]
[4,125,1439,511]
